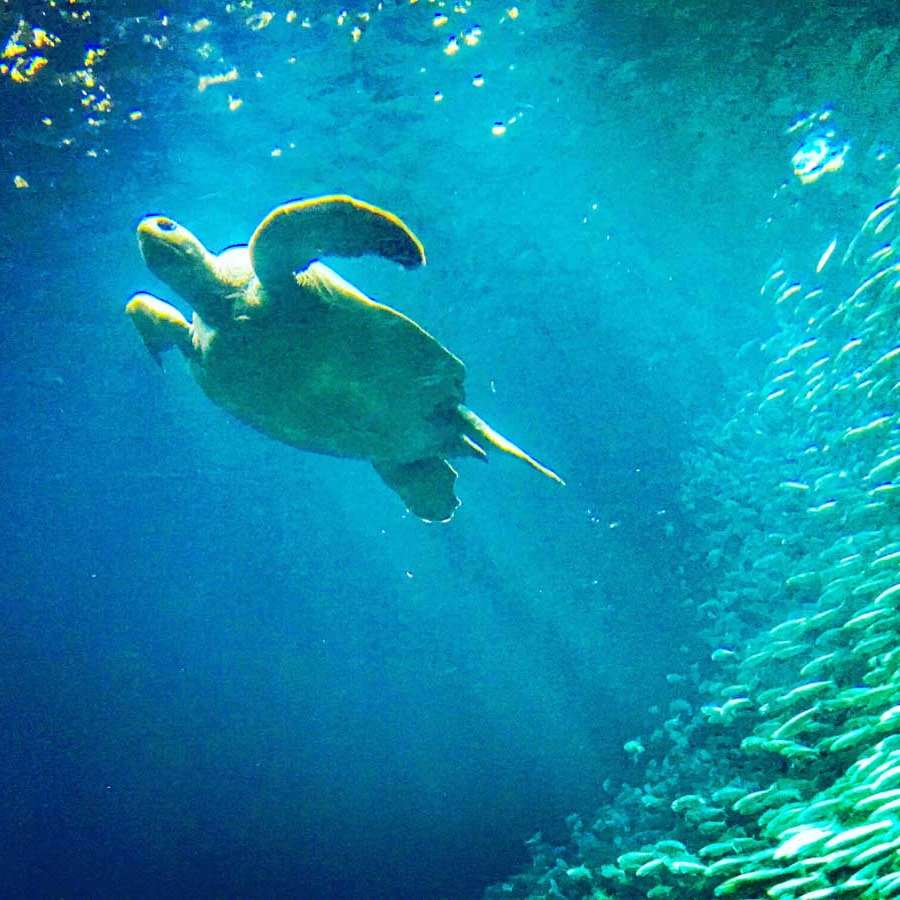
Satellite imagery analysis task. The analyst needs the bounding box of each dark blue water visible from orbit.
[2,2,896,897]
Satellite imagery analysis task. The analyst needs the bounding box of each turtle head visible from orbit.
[137,215,232,324]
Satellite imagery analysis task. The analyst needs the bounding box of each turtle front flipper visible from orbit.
[249,195,426,291]
[125,292,192,366]
[373,458,460,523]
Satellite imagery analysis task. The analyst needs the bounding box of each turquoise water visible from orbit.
[1,2,898,897]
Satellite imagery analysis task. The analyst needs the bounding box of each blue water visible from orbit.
[2,2,898,898]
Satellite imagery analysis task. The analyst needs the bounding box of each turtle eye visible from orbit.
[156,218,177,232]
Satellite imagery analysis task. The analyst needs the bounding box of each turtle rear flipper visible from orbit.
[373,458,460,523]
[249,194,426,291]
[125,293,192,366]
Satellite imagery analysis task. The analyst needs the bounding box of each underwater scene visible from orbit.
[2,0,899,897]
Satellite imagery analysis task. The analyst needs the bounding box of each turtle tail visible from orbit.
[458,406,565,485]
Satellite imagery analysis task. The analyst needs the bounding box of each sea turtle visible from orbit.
[126,194,562,521]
